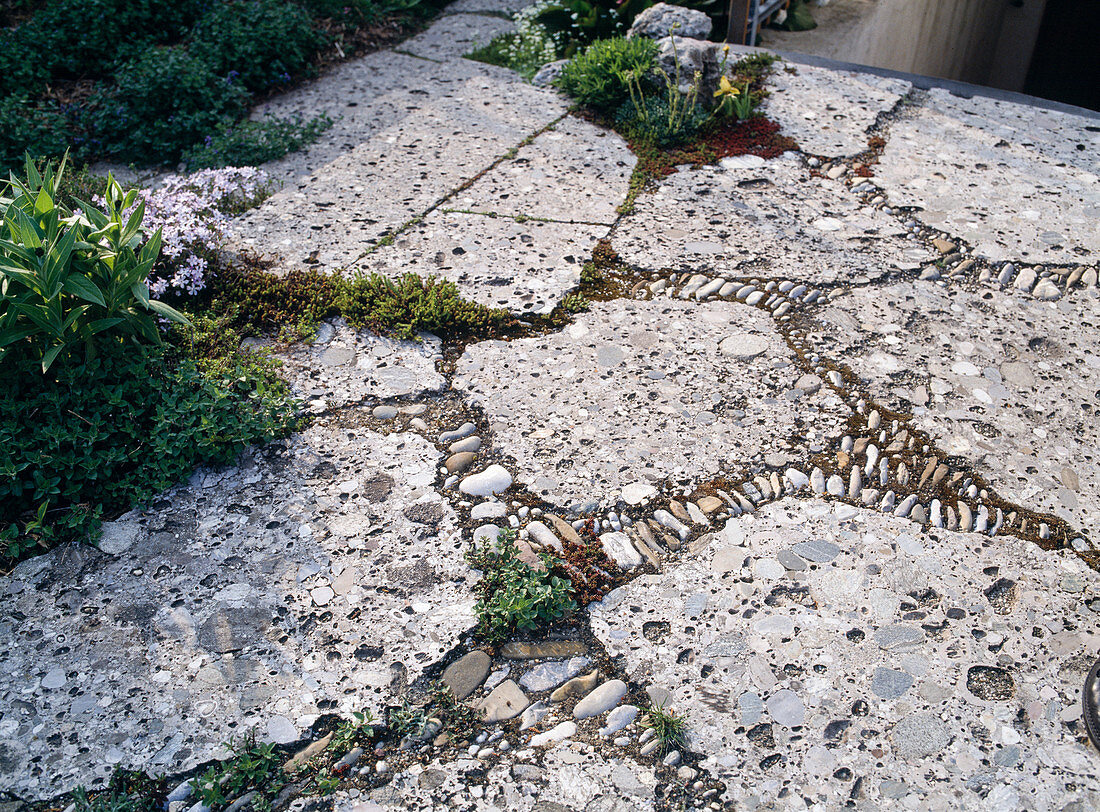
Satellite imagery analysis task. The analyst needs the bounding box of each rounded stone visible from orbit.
[718,333,769,360]
[459,464,513,497]
[573,679,628,719]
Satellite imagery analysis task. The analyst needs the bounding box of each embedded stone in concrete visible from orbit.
[614,154,932,284]
[0,426,472,797]
[761,63,911,157]
[591,498,1099,809]
[817,279,1100,532]
[479,680,530,722]
[455,297,848,511]
[875,88,1100,264]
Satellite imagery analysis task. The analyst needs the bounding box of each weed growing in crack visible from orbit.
[641,703,688,754]
[465,529,577,643]
[71,769,168,812]
[562,292,591,312]
[388,683,483,744]
[190,732,288,810]
[329,710,376,757]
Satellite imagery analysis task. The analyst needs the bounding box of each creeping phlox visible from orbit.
[103,166,273,298]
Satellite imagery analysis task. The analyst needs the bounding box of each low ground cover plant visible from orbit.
[465,529,578,642]
[0,0,445,173]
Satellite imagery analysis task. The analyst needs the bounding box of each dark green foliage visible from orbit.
[183,114,333,170]
[337,272,508,340]
[465,529,577,643]
[93,48,250,163]
[190,0,329,93]
[557,36,657,111]
[206,263,341,339]
[641,703,688,753]
[615,92,707,147]
[328,710,376,757]
[71,769,168,812]
[523,0,652,54]
[191,733,288,810]
[0,95,74,174]
[0,341,299,562]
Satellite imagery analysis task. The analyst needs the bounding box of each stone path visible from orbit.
[2,5,1100,810]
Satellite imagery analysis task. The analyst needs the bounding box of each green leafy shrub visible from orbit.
[0,96,75,176]
[558,36,657,111]
[182,114,333,170]
[0,340,298,561]
[521,0,651,55]
[206,263,341,338]
[337,272,508,339]
[93,48,250,163]
[465,529,577,643]
[0,157,188,372]
[189,0,329,93]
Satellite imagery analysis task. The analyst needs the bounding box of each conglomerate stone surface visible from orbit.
[0,427,470,796]
[614,154,932,282]
[816,279,1100,533]
[591,498,1100,810]
[4,2,1100,807]
[454,296,848,511]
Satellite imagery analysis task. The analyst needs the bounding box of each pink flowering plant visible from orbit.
[111,166,274,299]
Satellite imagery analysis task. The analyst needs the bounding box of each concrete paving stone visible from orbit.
[761,62,911,157]
[614,153,932,283]
[454,297,848,511]
[817,279,1100,531]
[875,93,1100,264]
[231,74,569,272]
[0,427,473,796]
[265,319,444,410]
[590,498,1100,810]
[443,0,535,15]
[357,209,605,315]
[400,12,515,61]
[456,114,636,223]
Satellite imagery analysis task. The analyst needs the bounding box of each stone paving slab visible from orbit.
[874,98,1100,265]
[356,209,604,314]
[455,115,636,224]
[265,319,445,412]
[922,87,1100,175]
[400,12,514,61]
[0,427,471,796]
[591,498,1100,810]
[816,279,1100,533]
[454,297,849,512]
[442,0,533,14]
[231,76,570,272]
[614,154,931,282]
[761,62,911,158]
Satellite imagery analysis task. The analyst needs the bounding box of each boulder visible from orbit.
[532,59,569,88]
[653,35,721,102]
[628,3,712,41]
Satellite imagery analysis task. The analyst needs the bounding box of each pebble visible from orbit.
[372,405,398,420]
[573,680,628,719]
[442,651,491,700]
[622,482,657,505]
[519,700,550,731]
[767,689,805,727]
[551,670,600,702]
[449,436,481,454]
[599,704,639,736]
[478,680,529,722]
[529,721,576,747]
[519,657,590,692]
[459,465,513,497]
[439,423,477,444]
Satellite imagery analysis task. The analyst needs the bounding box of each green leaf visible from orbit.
[146,298,190,325]
[62,274,106,307]
[40,343,64,373]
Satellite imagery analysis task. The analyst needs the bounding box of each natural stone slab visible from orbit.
[400,11,513,61]
[0,427,472,796]
[456,297,848,510]
[357,209,605,315]
[590,498,1100,809]
[875,90,1100,264]
[761,63,911,157]
[614,154,932,284]
[457,114,634,223]
[817,279,1100,531]
[268,320,444,410]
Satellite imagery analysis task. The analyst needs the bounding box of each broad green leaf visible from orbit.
[147,298,190,325]
[87,317,125,334]
[62,274,106,307]
[40,343,64,373]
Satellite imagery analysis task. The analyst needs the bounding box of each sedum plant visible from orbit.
[0,155,187,372]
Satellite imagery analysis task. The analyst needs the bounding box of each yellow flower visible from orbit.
[714,75,740,98]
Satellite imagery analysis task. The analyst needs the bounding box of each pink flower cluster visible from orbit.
[128,167,273,298]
